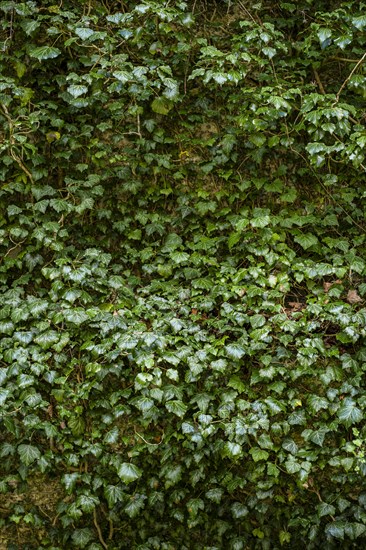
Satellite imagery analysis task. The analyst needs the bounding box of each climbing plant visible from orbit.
[1,0,366,548]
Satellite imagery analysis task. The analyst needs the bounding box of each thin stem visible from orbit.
[333,51,366,105]
[93,509,108,550]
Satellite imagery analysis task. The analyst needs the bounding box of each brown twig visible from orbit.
[93,509,108,550]
[333,52,366,105]
[313,68,325,94]
[1,103,34,184]
[108,519,114,540]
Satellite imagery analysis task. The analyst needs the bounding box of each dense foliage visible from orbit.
[1,0,366,548]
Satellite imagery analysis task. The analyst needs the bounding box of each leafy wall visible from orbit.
[1,0,366,548]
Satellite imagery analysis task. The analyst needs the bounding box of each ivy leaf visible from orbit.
[117,462,142,484]
[318,502,336,518]
[151,97,173,115]
[224,442,242,458]
[124,494,146,518]
[0,321,14,335]
[104,485,125,507]
[285,456,301,474]
[294,233,319,250]
[104,427,119,444]
[231,502,248,518]
[307,394,329,413]
[62,473,79,493]
[228,375,246,393]
[309,428,328,447]
[68,416,86,436]
[165,400,187,418]
[206,488,223,503]
[63,308,89,325]
[282,438,298,455]
[132,396,154,412]
[0,389,10,406]
[29,46,61,60]
[352,15,366,30]
[18,444,41,466]
[249,447,269,462]
[187,498,204,517]
[337,398,363,427]
[71,528,94,548]
[250,314,266,329]
[67,84,88,98]
[317,27,332,47]
[113,70,131,83]
[75,27,95,40]
[77,494,99,512]
[325,522,346,540]
[225,343,245,359]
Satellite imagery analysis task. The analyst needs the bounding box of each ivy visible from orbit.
[1,0,366,548]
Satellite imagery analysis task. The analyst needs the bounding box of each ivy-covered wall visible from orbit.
[1,1,366,548]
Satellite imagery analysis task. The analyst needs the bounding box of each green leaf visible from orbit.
[228,375,246,393]
[285,456,301,474]
[0,389,10,406]
[67,84,88,98]
[225,343,246,359]
[337,398,363,427]
[14,331,33,344]
[29,46,61,60]
[282,438,298,455]
[165,400,187,418]
[307,394,329,413]
[104,485,125,507]
[318,502,336,518]
[317,27,332,46]
[124,494,146,518]
[18,444,41,466]
[113,70,131,83]
[325,522,346,540]
[294,233,318,250]
[0,321,14,335]
[34,330,59,350]
[262,47,276,59]
[104,427,119,444]
[288,410,306,426]
[250,314,266,329]
[253,528,265,539]
[68,416,86,436]
[257,433,274,450]
[71,528,94,548]
[309,428,328,447]
[151,97,173,115]
[206,488,223,503]
[77,494,99,512]
[231,502,248,518]
[249,447,269,462]
[279,531,291,545]
[75,27,95,40]
[353,15,366,30]
[63,308,89,325]
[224,442,242,458]
[117,462,142,484]
[132,396,154,412]
[350,523,366,539]
[267,463,280,477]
[62,473,79,493]
[228,231,241,249]
[187,498,204,517]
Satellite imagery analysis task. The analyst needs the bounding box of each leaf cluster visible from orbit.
[1,0,366,548]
